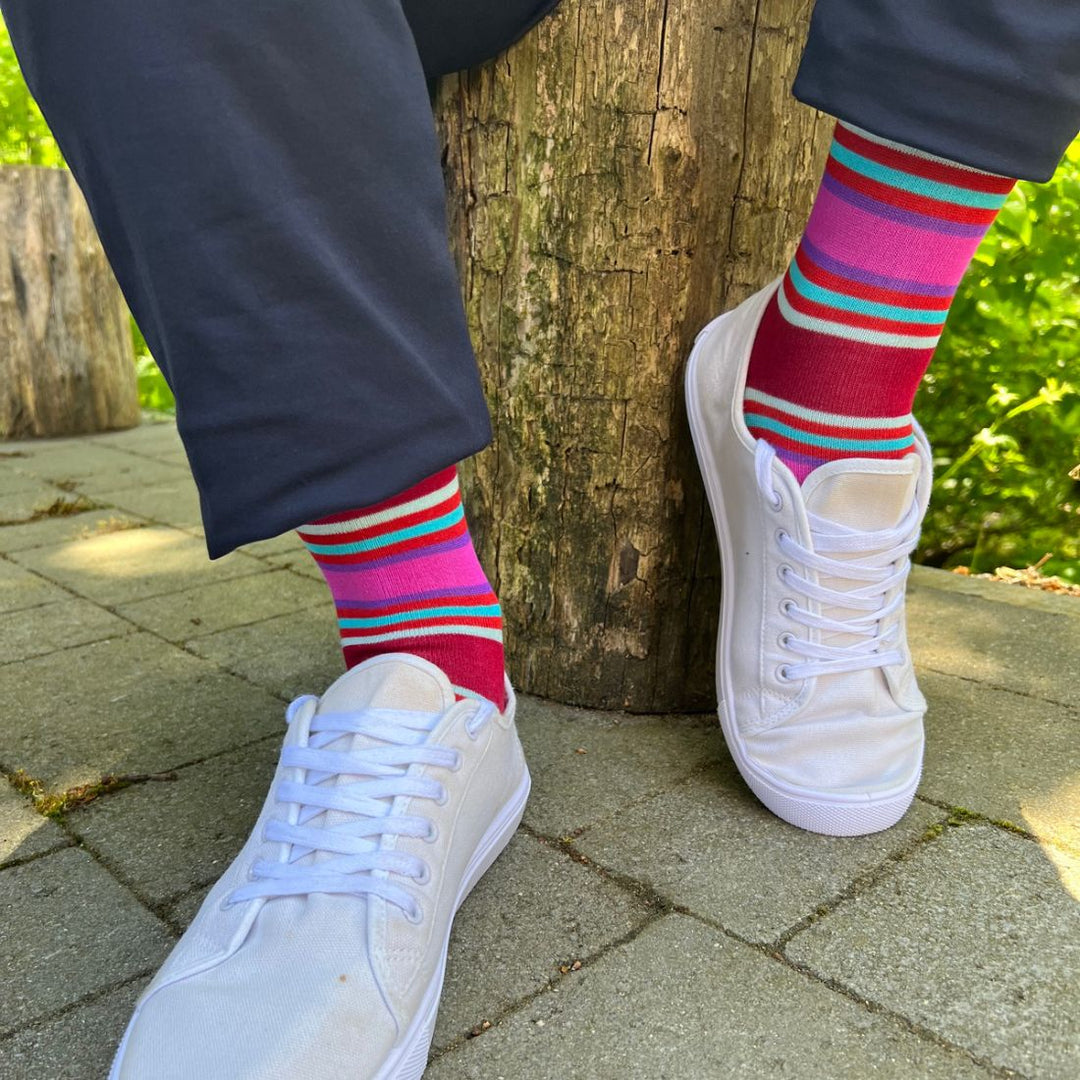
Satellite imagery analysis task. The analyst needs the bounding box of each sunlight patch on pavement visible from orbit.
[1023,773,1080,901]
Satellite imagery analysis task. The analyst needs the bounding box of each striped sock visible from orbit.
[298,467,506,709]
[743,121,1015,482]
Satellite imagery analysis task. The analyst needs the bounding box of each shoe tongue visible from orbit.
[317,653,457,717]
[799,456,920,670]
[802,455,920,532]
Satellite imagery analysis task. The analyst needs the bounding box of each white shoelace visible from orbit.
[755,440,920,682]
[226,698,494,921]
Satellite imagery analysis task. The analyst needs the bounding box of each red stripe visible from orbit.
[794,246,952,312]
[783,277,945,338]
[825,159,999,227]
[298,490,461,546]
[311,520,469,566]
[744,400,913,443]
[309,467,457,526]
[833,124,1015,195]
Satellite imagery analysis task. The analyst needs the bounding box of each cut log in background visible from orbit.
[436,0,832,711]
[0,166,138,439]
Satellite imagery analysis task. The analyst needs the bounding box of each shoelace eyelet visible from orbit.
[770,490,784,512]
[423,821,439,844]
[404,900,423,925]
[777,564,793,585]
[413,861,431,886]
[778,632,793,650]
[448,749,464,772]
[433,785,449,807]
[779,598,796,617]
[776,664,793,683]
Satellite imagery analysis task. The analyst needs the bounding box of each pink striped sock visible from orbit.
[298,468,506,709]
[744,121,1015,482]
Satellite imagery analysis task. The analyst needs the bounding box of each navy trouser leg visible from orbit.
[0,0,550,557]
[795,0,1080,181]
[2,1,1077,558]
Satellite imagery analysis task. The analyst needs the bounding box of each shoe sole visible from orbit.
[109,765,531,1080]
[684,303,918,837]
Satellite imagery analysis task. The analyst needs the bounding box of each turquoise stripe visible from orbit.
[745,412,915,453]
[830,141,1008,210]
[339,604,502,629]
[303,505,464,556]
[788,262,946,325]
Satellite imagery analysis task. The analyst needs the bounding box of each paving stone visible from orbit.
[239,532,308,561]
[12,442,185,492]
[163,883,212,932]
[514,698,724,837]
[93,479,203,534]
[426,913,987,1080]
[0,977,146,1080]
[11,526,265,605]
[115,568,328,642]
[0,559,67,614]
[0,847,171,1036]
[98,420,184,459]
[576,767,943,944]
[70,737,282,904]
[0,781,68,869]
[786,825,1080,1077]
[910,563,1080,619]
[0,632,285,791]
[434,833,655,1050]
[0,509,146,555]
[0,597,132,665]
[921,670,1080,855]
[907,572,1079,710]
[259,546,324,579]
[0,484,76,524]
[0,464,48,498]
[187,607,344,700]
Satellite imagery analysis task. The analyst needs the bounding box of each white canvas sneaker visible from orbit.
[685,281,931,836]
[109,653,530,1079]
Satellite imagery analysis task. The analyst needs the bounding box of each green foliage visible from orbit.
[0,16,63,166]
[917,140,1080,581]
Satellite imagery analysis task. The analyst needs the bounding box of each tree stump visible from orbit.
[0,166,138,439]
[437,0,832,711]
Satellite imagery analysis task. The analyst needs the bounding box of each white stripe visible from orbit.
[838,122,1011,180]
[777,285,941,350]
[300,475,459,535]
[342,625,503,647]
[744,388,912,430]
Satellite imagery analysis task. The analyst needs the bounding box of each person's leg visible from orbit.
[687,0,1080,835]
[1,0,559,705]
[742,0,1080,484]
[0,1,556,1075]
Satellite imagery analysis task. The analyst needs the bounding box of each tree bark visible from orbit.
[437,0,831,711]
[0,166,138,439]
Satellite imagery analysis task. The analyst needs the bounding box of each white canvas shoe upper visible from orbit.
[110,653,530,1080]
[685,282,931,835]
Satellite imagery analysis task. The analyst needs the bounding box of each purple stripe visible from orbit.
[799,237,955,299]
[317,532,472,573]
[821,172,989,238]
[752,440,830,469]
[333,582,495,608]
